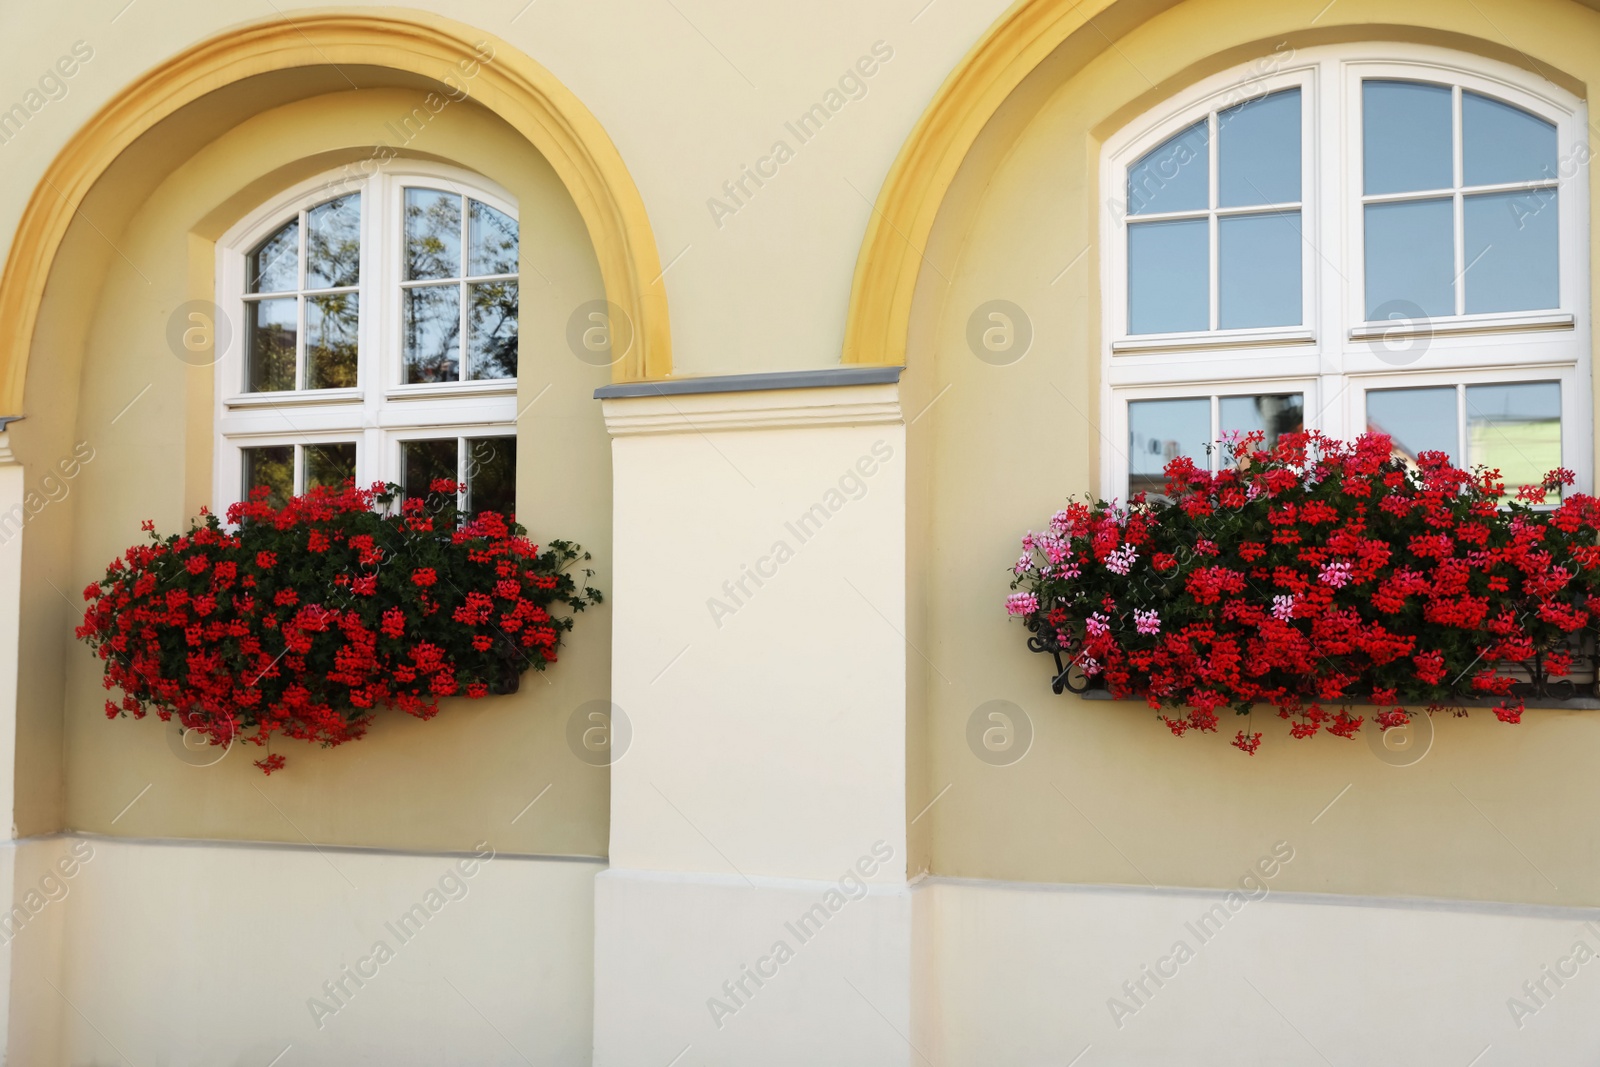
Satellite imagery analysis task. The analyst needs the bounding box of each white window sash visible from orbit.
[1100,44,1591,500]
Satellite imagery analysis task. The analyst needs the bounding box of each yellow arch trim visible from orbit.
[842,0,1105,365]
[0,9,670,411]
[842,0,1600,366]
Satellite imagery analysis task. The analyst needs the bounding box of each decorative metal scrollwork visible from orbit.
[1026,619,1599,705]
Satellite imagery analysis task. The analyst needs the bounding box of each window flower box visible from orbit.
[1007,432,1600,752]
[76,481,601,772]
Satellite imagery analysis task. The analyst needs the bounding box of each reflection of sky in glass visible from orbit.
[1129,398,1210,497]
[1218,212,1301,328]
[1464,191,1558,313]
[1462,92,1556,186]
[1363,80,1452,195]
[1468,382,1561,498]
[1364,198,1453,318]
[1129,218,1208,333]
[1127,120,1209,215]
[1366,386,1457,464]
[1218,89,1300,208]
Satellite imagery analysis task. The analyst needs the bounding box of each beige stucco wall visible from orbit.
[3,0,1599,897]
[20,82,614,854]
[914,0,1600,906]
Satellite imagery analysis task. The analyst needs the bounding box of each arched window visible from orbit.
[213,161,520,515]
[1100,45,1590,500]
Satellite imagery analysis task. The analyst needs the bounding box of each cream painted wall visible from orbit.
[51,836,599,1066]
[0,0,1017,380]
[919,877,1600,1065]
[38,87,614,854]
[914,0,1600,906]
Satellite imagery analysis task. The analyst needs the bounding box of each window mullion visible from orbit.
[1452,84,1465,318]
[1208,111,1220,332]
[459,195,470,383]
[296,210,309,390]
[1209,394,1221,472]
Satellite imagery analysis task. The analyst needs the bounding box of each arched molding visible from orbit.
[0,8,672,414]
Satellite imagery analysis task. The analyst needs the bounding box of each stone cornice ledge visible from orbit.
[599,368,904,437]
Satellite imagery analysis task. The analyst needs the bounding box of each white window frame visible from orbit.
[1099,43,1591,499]
[213,161,520,513]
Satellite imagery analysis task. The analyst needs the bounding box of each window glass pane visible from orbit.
[304,442,357,492]
[306,293,359,389]
[1366,386,1457,465]
[241,445,293,509]
[467,281,518,380]
[404,188,462,281]
[1463,92,1556,187]
[245,297,297,392]
[1364,198,1454,318]
[1126,120,1209,216]
[402,439,459,497]
[1463,191,1559,314]
[1218,88,1300,208]
[465,437,516,517]
[305,194,361,290]
[468,200,518,277]
[1218,211,1301,328]
[1467,382,1561,498]
[1129,397,1211,497]
[1363,80,1453,195]
[1128,218,1208,334]
[248,220,298,294]
[403,284,462,384]
[1219,394,1304,450]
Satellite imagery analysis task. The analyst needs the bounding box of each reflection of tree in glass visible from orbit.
[404,286,461,383]
[242,446,293,509]
[405,190,461,280]
[466,437,516,517]
[307,195,361,289]
[247,301,296,392]
[249,221,298,294]
[402,439,457,497]
[469,281,518,380]
[305,443,357,490]
[469,200,518,277]
[308,293,360,389]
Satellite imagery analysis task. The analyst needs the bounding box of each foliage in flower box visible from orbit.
[1007,432,1600,753]
[76,480,601,772]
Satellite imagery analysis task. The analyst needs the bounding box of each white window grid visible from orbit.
[1099,44,1591,499]
[213,161,520,515]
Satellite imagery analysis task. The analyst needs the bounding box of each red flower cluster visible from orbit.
[76,481,601,772]
[1008,431,1599,753]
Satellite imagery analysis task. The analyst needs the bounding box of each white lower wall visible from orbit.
[594,867,914,1067]
[919,877,1600,1066]
[20,835,600,1067]
[7,833,1597,1065]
